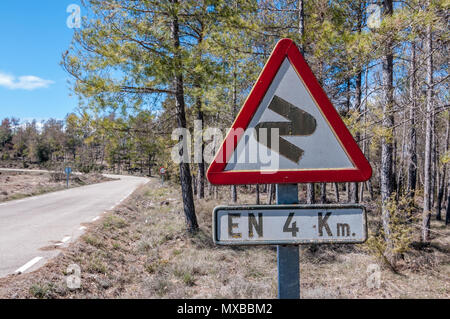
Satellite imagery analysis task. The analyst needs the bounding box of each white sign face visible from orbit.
[224,58,354,172]
[214,205,366,245]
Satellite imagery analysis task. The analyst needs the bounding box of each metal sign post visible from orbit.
[276,184,299,299]
[160,167,166,185]
[64,167,72,188]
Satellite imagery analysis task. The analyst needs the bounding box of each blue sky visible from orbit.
[0,1,81,122]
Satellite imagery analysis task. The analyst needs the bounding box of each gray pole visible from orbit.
[276,184,300,299]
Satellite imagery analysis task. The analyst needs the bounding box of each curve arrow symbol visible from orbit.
[255,95,317,164]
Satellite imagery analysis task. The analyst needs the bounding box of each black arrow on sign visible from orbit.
[255,95,317,164]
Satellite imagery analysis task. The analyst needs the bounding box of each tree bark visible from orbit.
[422,5,433,241]
[256,184,260,205]
[446,177,450,225]
[231,185,237,203]
[431,119,437,209]
[351,2,363,204]
[192,174,197,196]
[268,184,276,205]
[320,183,326,203]
[196,107,205,199]
[407,41,417,199]
[307,183,315,204]
[195,23,205,200]
[334,182,340,202]
[171,2,198,232]
[437,114,449,220]
[297,0,304,55]
[350,183,359,203]
[437,169,446,220]
[381,0,395,256]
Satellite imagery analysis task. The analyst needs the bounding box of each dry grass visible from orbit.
[0,180,448,299]
[0,170,113,202]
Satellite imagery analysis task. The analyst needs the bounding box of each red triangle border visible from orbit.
[207,38,372,185]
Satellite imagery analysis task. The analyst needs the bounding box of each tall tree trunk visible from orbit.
[381,0,395,258]
[437,169,446,220]
[431,120,437,209]
[297,0,304,55]
[350,183,359,203]
[195,24,205,200]
[407,41,417,199]
[231,185,237,202]
[364,72,374,205]
[196,106,205,199]
[256,184,260,205]
[307,183,315,204]
[446,180,450,226]
[192,174,197,196]
[422,6,433,241]
[346,183,351,202]
[171,3,198,232]
[351,2,364,204]
[437,114,449,220]
[320,183,326,203]
[396,108,407,198]
[269,184,275,205]
[334,182,340,202]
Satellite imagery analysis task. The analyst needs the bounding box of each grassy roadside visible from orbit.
[0,178,448,298]
[0,170,115,203]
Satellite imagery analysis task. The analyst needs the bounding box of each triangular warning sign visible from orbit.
[207,38,372,185]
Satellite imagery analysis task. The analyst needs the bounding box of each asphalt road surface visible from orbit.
[0,171,149,278]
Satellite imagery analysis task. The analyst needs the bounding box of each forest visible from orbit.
[0,0,448,270]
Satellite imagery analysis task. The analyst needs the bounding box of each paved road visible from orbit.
[0,171,149,277]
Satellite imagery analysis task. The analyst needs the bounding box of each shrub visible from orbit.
[365,193,417,270]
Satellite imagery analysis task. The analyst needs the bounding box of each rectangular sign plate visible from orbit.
[213,204,367,245]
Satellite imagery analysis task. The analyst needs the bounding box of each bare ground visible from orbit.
[0,170,114,202]
[0,179,448,299]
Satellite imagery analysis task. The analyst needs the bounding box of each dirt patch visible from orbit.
[0,170,115,202]
[0,182,448,299]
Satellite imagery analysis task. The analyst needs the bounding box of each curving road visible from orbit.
[0,171,149,278]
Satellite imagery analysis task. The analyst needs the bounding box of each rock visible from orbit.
[99,279,111,289]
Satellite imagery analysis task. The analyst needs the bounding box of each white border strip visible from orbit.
[62,236,71,243]
[15,256,43,274]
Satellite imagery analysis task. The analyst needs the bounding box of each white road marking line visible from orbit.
[79,226,87,231]
[92,216,100,221]
[15,257,43,274]
[62,236,71,243]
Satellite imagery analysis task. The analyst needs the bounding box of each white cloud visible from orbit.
[0,72,54,90]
